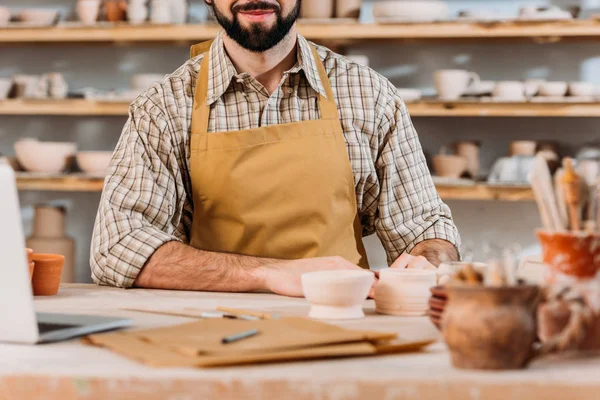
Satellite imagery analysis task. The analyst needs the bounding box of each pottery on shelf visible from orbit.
[538,81,568,97]
[150,0,171,24]
[510,140,537,157]
[432,154,468,179]
[0,78,11,100]
[14,138,76,173]
[300,0,334,19]
[77,0,101,25]
[76,151,113,175]
[375,268,437,316]
[335,0,361,18]
[0,7,10,26]
[372,1,450,22]
[170,0,189,24]
[397,88,422,103]
[47,73,68,99]
[568,82,596,97]
[127,0,148,24]
[18,9,60,26]
[434,70,481,101]
[455,141,480,179]
[104,0,127,22]
[492,81,525,101]
[31,253,65,296]
[26,205,75,284]
[301,269,374,319]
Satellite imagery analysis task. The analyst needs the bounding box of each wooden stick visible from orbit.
[215,307,276,320]
[562,158,583,232]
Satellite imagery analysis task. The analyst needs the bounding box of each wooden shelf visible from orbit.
[3,20,600,44]
[15,175,533,201]
[4,99,600,117]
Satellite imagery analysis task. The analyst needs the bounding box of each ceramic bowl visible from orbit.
[397,88,422,103]
[568,82,596,97]
[538,82,568,97]
[0,78,12,100]
[510,140,537,157]
[130,74,164,91]
[19,9,59,25]
[375,268,437,316]
[0,7,10,26]
[373,1,450,22]
[432,154,468,178]
[14,138,77,173]
[301,269,375,320]
[76,151,113,175]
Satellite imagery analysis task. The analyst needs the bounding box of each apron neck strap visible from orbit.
[193,41,339,134]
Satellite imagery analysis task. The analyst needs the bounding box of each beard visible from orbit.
[210,1,301,52]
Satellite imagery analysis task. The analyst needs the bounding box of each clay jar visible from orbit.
[538,298,600,351]
[375,269,437,316]
[432,154,468,178]
[336,0,361,18]
[31,254,65,296]
[26,205,75,283]
[442,284,589,370]
[455,141,480,179]
[105,0,127,22]
[536,230,600,279]
[300,0,334,18]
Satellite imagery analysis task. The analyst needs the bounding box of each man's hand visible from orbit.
[390,253,436,270]
[259,256,377,298]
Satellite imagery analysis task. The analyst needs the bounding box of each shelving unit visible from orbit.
[3,20,600,43]
[4,99,600,117]
[14,174,534,201]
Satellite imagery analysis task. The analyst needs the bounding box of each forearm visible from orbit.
[133,241,275,292]
[409,238,459,267]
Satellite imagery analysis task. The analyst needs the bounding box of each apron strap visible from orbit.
[190,39,214,59]
[308,45,339,121]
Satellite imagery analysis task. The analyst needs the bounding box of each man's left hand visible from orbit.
[390,252,436,270]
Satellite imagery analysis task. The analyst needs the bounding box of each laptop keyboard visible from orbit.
[38,322,81,334]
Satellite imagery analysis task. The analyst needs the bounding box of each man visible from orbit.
[90,0,461,297]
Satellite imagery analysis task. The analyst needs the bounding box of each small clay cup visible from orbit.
[536,230,600,279]
[26,248,34,264]
[31,254,64,296]
[442,284,589,370]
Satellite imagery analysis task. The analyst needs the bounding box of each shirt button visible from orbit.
[287,88,294,94]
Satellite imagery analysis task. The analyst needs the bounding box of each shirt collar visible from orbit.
[205,32,327,105]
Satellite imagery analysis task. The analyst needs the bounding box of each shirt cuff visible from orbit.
[404,220,462,260]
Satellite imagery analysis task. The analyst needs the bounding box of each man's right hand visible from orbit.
[258,256,376,298]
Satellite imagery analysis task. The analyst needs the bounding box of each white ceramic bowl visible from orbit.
[19,9,59,25]
[301,269,375,320]
[130,74,164,91]
[0,78,12,100]
[538,81,568,97]
[14,139,77,173]
[0,7,11,26]
[397,88,422,103]
[373,1,450,22]
[432,154,468,178]
[568,82,596,97]
[76,151,113,175]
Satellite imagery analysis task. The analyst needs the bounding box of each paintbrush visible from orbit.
[561,158,583,231]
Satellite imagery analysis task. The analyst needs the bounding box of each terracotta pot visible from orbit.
[105,0,127,22]
[432,154,468,178]
[536,230,600,279]
[455,141,480,179]
[300,0,334,18]
[336,0,361,18]
[29,262,35,281]
[442,285,589,370]
[538,300,600,351]
[25,248,34,264]
[31,254,64,296]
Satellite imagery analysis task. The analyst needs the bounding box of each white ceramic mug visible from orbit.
[375,269,437,316]
[77,0,101,25]
[493,81,525,101]
[434,70,481,101]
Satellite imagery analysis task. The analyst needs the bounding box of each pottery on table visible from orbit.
[336,0,361,18]
[0,78,11,100]
[434,70,480,101]
[31,253,65,296]
[536,230,600,279]
[442,284,588,370]
[492,81,526,101]
[455,141,480,179]
[568,82,596,97]
[538,298,600,351]
[538,81,568,97]
[76,151,113,175]
[26,205,75,284]
[510,140,537,157]
[104,0,127,22]
[375,268,437,316]
[77,0,101,25]
[432,154,468,179]
[0,7,10,26]
[372,1,450,22]
[301,269,375,319]
[300,0,334,19]
[14,138,76,173]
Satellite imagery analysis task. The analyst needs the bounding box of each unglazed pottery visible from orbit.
[434,70,480,101]
[301,270,374,319]
[372,1,449,22]
[31,254,65,296]
[375,268,437,316]
[492,81,526,101]
[455,141,480,179]
[539,81,568,97]
[432,154,468,178]
[536,230,600,279]
[300,0,334,18]
[14,138,76,173]
[568,82,596,97]
[510,140,537,157]
[538,298,600,351]
[335,0,361,18]
[105,0,127,22]
[76,151,113,175]
[19,9,59,25]
[77,0,101,25]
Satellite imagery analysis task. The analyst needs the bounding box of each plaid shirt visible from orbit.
[91,32,461,288]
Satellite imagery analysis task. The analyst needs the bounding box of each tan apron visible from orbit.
[188,40,369,268]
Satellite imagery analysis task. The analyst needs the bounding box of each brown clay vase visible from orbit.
[536,230,600,279]
[442,285,589,370]
[105,0,127,22]
[455,140,480,179]
[300,0,334,18]
[31,254,64,296]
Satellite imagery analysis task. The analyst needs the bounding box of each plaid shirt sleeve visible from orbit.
[373,81,461,264]
[89,100,187,288]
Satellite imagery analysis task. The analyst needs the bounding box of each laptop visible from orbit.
[0,164,133,344]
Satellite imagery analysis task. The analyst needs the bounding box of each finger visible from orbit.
[390,252,412,269]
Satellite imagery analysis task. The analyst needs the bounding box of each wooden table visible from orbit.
[1,284,599,399]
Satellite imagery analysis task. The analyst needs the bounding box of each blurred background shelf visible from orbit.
[15,174,533,201]
[4,99,600,117]
[4,20,600,44]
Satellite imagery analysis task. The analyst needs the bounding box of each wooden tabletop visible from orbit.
[1,284,599,399]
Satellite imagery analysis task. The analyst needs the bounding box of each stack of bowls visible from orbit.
[375,269,437,316]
